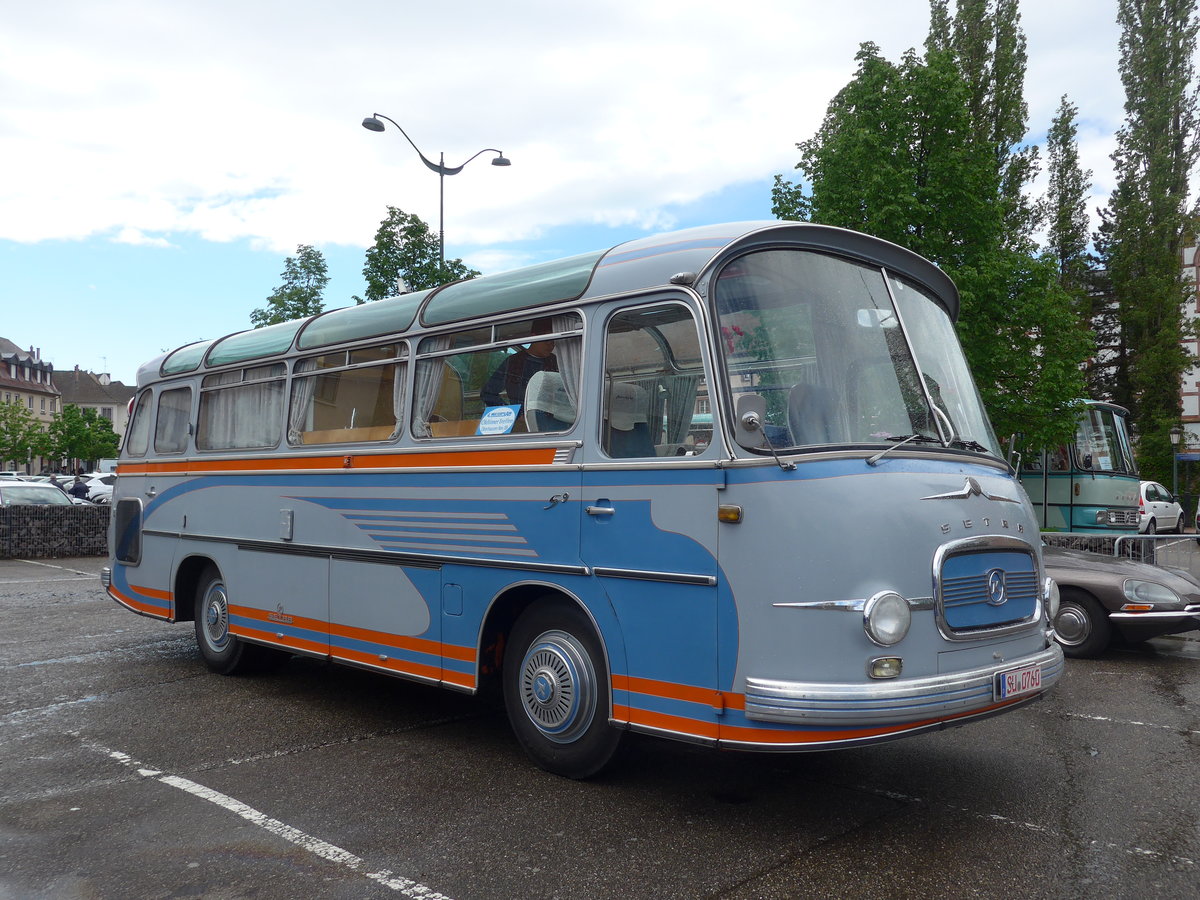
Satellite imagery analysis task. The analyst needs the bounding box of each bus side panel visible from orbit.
[580,469,729,742]
[106,472,182,621]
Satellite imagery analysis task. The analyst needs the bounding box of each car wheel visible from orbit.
[1053,589,1112,659]
[1146,518,1157,535]
[503,599,622,779]
[194,565,284,675]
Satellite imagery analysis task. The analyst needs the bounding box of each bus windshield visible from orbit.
[714,249,998,455]
[1074,405,1135,473]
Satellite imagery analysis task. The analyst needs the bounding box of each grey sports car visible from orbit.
[1044,545,1200,657]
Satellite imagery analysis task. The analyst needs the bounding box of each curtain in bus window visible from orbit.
[198,381,283,450]
[413,336,451,438]
[391,362,406,435]
[288,377,317,443]
[154,388,192,454]
[551,314,581,409]
[663,375,701,443]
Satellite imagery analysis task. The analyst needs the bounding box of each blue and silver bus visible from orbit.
[1019,400,1139,532]
[105,221,1062,777]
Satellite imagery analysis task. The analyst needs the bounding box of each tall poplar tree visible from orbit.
[772,2,1089,450]
[1096,0,1200,483]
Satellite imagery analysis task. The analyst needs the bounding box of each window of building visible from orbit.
[289,344,406,445]
[411,313,582,439]
[100,407,113,420]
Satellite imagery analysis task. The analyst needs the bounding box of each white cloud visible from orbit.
[0,0,1145,257]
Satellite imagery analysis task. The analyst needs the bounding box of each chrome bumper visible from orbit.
[744,643,1064,726]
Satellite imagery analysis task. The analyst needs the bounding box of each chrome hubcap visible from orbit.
[518,630,596,743]
[1054,605,1090,645]
[201,583,230,651]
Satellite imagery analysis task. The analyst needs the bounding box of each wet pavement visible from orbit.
[1,556,1199,899]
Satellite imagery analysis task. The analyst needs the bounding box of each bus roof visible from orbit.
[143,221,959,385]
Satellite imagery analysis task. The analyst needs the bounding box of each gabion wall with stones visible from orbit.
[0,506,111,559]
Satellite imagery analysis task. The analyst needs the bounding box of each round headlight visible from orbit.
[1123,580,1181,606]
[1044,576,1060,619]
[864,591,911,646]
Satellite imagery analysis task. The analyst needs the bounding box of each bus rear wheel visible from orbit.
[503,600,622,779]
[194,565,281,675]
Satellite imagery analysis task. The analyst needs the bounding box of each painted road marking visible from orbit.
[98,745,455,898]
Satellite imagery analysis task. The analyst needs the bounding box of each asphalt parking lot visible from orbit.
[2,555,1199,900]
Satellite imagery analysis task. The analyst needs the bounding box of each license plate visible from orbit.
[994,663,1042,700]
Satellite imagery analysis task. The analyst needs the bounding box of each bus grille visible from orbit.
[938,549,1039,632]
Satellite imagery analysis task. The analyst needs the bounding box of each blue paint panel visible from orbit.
[230,613,322,645]
[328,633,441,668]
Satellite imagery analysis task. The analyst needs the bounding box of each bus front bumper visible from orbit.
[743,643,1064,727]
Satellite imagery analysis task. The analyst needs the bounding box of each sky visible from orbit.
[1,0,1137,387]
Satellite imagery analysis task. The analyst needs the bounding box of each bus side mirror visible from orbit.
[735,394,767,446]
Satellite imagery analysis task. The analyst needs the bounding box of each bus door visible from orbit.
[580,301,723,734]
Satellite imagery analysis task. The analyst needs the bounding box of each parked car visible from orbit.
[0,479,75,507]
[1044,544,1200,657]
[1138,480,1184,534]
[83,473,116,504]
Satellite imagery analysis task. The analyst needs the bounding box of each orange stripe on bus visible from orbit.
[232,623,326,656]
[611,675,747,712]
[326,621,476,665]
[117,447,557,476]
[332,646,443,682]
[613,705,721,740]
[129,584,173,601]
[232,605,325,634]
[107,586,171,620]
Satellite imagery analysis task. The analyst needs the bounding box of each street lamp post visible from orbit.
[361,113,510,264]
[1170,424,1184,498]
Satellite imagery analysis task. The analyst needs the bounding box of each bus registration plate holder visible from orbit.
[994,663,1042,700]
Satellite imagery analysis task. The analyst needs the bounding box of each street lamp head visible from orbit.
[491,153,511,167]
[361,115,386,133]
[1170,424,1185,446]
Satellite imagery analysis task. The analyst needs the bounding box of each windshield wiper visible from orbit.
[866,433,940,466]
[950,438,988,453]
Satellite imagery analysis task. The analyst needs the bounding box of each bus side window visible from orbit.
[125,391,153,457]
[602,303,709,459]
[154,387,192,454]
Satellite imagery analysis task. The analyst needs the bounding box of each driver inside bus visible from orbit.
[481,318,558,408]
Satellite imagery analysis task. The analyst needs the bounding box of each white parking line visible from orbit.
[97,745,455,898]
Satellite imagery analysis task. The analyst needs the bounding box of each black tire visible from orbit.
[193,565,283,675]
[1146,518,1157,535]
[503,600,622,779]
[1053,589,1112,659]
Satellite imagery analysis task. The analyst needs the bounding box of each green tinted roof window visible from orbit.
[205,320,304,368]
[297,290,429,350]
[161,341,215,376]
[422,250,604,326]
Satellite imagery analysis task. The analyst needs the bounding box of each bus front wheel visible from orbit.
[194,566,279,675]
[503,600,622,779]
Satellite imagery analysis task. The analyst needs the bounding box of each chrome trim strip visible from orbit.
[932,535,1043,641]
[774,596,935,612]
[1109,611,1200,621]
[145,530,592,576]
[743,643,1063,726]
[592,567,717,586]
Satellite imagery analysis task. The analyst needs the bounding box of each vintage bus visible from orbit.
[1018,400,1139,532]
[104,221,1063,778]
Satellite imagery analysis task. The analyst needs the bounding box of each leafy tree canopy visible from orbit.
[0,401,48,469]
[46,405,119,468]
[251,244,330,328]
[353,207,479,304]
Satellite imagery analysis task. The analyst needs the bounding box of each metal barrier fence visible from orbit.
[1041,531,1200,579]
[0,505,110,559]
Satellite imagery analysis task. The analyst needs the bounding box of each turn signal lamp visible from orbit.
[869,657,903,679]
[717,504,743,524]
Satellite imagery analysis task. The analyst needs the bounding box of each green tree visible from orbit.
[250,244,329,328]
[1095,0,1200,484]
[0,401,47,471]
[773,15,1089,450]
[47,405,119,470]
[353,207,479,304]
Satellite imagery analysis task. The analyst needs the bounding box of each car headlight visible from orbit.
[1123,579,1182,606]
[1044,576,1060,619]
[863,591,911,646]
